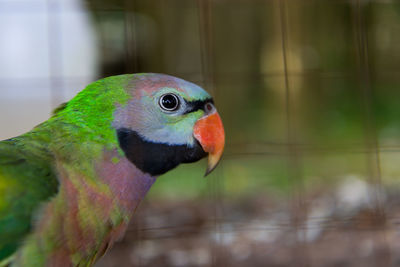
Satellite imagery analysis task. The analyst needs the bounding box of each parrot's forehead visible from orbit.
[131,73,211,101]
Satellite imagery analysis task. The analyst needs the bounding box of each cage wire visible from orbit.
[102,1,392,266]
[1,0,400,266]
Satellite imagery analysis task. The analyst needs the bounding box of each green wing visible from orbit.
[0,138,59,262]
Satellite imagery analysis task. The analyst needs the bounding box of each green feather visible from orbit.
[0,74,133,264]
[0,137,58,262]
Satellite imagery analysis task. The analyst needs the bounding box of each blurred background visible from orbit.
[1,0,400,266]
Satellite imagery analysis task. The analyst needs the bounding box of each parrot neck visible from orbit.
[95,149,157,215]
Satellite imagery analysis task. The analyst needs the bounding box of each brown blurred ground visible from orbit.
[97,176,400,267]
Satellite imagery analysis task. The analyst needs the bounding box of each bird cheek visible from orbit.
[193,110,225,176]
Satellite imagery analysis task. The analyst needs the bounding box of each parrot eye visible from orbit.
[205,102,214,112]
[159,93,180,111]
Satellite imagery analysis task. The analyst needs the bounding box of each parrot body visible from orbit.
[0,74,224,266]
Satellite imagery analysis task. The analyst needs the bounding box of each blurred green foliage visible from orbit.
[86,0,400,199]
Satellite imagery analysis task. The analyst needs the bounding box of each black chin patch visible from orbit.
[116,128,207,176]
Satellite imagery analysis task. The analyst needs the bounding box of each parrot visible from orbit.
[0,73,225,266]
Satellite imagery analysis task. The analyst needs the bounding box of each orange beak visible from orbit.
[193,110,225,176]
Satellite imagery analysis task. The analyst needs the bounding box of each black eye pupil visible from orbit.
[160,94,179,110]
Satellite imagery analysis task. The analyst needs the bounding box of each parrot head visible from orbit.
[112,73,225,176]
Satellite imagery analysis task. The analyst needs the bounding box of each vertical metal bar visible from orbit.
[352,0,391,265]
[197,0,224,266]
[123,3,141,266]
[124,0,139,73]
[278,0,309,266]
[197,0,215,95]
[46,0,63,108]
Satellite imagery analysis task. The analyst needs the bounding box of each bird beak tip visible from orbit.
[204,157,222,177]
